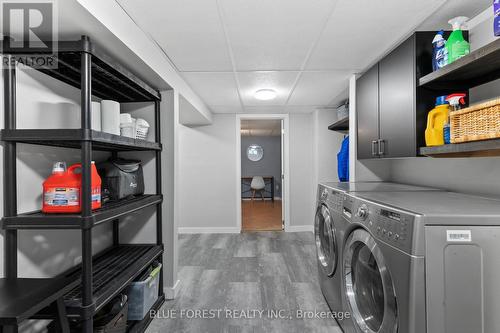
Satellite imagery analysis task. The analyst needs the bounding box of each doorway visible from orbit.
[236,115,290,232]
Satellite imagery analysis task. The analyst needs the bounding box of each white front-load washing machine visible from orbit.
[341,190,500,333]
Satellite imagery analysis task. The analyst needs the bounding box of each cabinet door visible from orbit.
[356,64,379,159]
[379,36,416,158]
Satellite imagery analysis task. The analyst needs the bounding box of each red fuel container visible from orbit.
[42,162,102,213]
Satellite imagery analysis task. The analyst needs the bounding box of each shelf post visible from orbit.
[80,36,94,332]
[3,54,18,278]
[154,99,164,295]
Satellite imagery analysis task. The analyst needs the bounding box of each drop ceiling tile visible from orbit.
[288,71,352,106]
[237,71,299,106]
[117,0,232,71]
[244,106,288,114]
[182,72,241,107]
[219,0,336,71]
[306,0,446,70]
[285,106,318,114]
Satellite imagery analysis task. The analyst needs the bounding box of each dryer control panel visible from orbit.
[344,195,415,253]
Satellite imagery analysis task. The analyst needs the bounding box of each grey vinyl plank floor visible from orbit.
[146,232,342,333]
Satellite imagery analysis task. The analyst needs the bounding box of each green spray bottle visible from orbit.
[447,16,470,63]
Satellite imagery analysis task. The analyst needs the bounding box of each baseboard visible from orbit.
[241,197,281,201]
[286,225,314,233]
[178,227,241,234]
[164,279,180,300]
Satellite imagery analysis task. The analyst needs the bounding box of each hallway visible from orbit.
[147,232,342,333]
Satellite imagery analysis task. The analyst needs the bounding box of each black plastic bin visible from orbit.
[94,295,128,333]
[53,295,128,333]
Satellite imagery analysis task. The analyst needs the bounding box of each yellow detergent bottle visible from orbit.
[425,96,449,146]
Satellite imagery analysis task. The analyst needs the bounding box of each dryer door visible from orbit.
[343,228,397,333]
[314,204,337,276]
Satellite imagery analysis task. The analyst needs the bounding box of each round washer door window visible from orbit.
[247,145,264,161]
[314,204,337,276]
[344,228,398,333]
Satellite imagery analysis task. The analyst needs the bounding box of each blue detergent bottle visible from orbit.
[432,30,448,71]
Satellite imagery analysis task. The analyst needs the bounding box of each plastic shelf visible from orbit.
[2,39,161,102]
[2,195,163,230]
[1,129,161,152]
[60,244,163,317]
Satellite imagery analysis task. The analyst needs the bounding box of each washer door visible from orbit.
[314,204,337,276]
[343,228,397,333]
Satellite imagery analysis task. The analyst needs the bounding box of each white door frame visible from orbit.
[236,114,291,232]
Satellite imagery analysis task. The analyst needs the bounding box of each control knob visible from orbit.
[356,204,369,220]
[321,188,328,200]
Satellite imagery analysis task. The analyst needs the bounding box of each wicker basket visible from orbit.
[450,98,500,143]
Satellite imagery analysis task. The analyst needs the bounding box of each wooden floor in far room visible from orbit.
[242,199,282,232]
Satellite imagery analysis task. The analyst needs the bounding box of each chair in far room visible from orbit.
[250,176,266,200]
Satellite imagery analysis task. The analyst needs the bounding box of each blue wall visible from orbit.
[241,136,282,198]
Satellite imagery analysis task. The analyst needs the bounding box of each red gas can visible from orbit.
[42,162,102,213]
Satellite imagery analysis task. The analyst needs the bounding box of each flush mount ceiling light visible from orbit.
[254,89,277,101]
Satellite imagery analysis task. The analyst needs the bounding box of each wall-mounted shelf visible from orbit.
[328,117,349,133]
[419,38,500,90]
[420,138,500,157]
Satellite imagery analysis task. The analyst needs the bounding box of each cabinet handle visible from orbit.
[371,140,378,156]
[378,139,385,156]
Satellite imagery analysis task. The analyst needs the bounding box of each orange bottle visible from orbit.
[42,162,102,213]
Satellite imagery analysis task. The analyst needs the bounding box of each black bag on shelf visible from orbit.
[98,159,145,202]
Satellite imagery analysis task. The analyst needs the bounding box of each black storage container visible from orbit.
[52,295,128,333]
[93,295,128,333]
[98,159,145,202]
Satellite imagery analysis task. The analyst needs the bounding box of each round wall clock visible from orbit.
[247,145,264,161]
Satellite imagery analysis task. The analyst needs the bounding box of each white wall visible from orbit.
[177,114,239,233]
[288,113,315,229]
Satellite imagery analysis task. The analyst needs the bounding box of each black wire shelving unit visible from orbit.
[1,35,165,332]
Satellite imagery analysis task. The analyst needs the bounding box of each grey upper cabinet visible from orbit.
[379,36,416,158]
[356,64,380,159]
[356,32,436,160]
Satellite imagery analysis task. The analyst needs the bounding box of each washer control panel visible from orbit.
[326,190,343,214]
[345,196,415,252]
[317,186,344,214]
